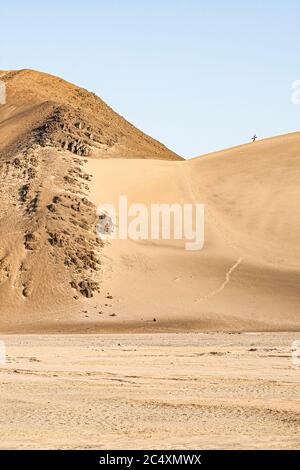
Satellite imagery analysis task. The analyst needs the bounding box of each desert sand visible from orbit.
[0,69,299,331]
[0,333,299,449]
[0,69,299,450]
[84,132,300,332]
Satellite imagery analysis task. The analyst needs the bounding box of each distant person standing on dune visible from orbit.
[252,134,258,142]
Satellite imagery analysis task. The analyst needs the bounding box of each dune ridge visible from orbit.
[0,69,181,160]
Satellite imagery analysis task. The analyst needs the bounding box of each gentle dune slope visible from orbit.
[190,132,300,262]
[85,132,300,332]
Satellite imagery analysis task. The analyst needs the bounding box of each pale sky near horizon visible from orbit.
[1,0,299,157]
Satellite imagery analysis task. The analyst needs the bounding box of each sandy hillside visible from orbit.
[0,70,179,330]
[0,69,299,332]
[0,69,181,160]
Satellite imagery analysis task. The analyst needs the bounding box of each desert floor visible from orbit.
[0,332,299,449]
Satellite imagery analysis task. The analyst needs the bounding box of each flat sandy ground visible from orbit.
[0,333,299,449]
[1,133,300,332]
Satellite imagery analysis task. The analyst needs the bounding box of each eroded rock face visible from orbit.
[32,105,121,158]
[44,157,103,299]
[0,143,103,307]
[33,107,94,156]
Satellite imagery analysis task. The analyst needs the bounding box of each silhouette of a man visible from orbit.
[252,134,257,142]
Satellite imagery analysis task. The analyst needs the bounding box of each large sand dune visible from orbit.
[85,133,300,332]
[0,70,299,332]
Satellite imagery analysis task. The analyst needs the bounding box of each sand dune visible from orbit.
[85,134,300,332]
[0,70,299,332]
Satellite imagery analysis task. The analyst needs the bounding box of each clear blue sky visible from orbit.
[1,0,299,157]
